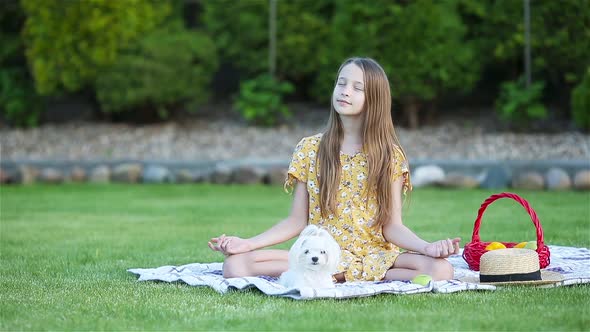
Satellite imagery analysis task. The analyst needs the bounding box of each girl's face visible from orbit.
[332,63,365,116]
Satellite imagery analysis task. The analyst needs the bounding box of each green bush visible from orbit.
[0,68,42,127]
[571,68,590,131]
[201,0,267,76]
[0,0,42,127]
[201,0,330,89]
[495,78,547,129]
[95,22,218,118]
[234,74,294,127]
[312,0,479,128]
[487,0,589,85]
[458,0,590,115]
[21,0,171,95]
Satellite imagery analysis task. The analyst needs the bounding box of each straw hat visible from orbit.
[461,248,563,286]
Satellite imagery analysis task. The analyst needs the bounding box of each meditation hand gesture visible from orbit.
[208,234,252,256]
[423,238,461,258]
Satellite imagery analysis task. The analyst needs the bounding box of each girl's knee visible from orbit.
[222,249,289,278]
[222,253,252,278]
[394,253,454,280]
[430,258,454,280]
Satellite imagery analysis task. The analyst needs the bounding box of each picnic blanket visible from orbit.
[128,245,590,300]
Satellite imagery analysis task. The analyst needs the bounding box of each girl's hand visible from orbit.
[208,234,253,256]
[423,238,461,258]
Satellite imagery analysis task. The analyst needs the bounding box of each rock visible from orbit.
[195,169,211,183]
[68,166,87,182]
[573,170,590,190]
[481,166,510,189]
[112,163,143,183]
[512,172,544,190]
[175,169,210,183]
[210,165,233,184]
[89,165,110,183]
[545,167,571,190]
[0,168,15,184]
[143,165,173,183]
[175,169,197,183]
[437,172,480,189]
[18,165,40,184]
[39,168,63,184]
[267,167,288,186]
[232,166,266,184]
[412,165,445,187]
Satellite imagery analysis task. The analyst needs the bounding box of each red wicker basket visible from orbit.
[463,192,550,271]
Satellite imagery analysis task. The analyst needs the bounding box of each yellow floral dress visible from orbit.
[284,133,411,281]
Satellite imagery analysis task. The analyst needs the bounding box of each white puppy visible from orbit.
[279,224,341,289]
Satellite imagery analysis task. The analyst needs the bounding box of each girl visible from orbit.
[208,57,460,282]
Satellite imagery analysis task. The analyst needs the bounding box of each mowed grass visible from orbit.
[1,184,589,331]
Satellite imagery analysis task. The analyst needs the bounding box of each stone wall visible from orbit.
[1,159,589,190]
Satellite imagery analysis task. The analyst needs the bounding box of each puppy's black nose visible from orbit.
[311,256,318,263]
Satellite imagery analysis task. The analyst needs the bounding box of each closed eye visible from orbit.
[304,249,309,254]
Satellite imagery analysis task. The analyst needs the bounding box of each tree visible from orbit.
[95,22,218,119]
[313,0,479,128]
[201,0,331,89]
[0,0,41,127]
[21,0,171,95]
[459,0,590,114]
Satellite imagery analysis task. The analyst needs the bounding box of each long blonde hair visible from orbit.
[318,57,408,229]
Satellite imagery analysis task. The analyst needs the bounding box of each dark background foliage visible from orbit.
[1,0,588,130]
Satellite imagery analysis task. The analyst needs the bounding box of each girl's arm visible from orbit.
[209,180,309,255]
[382,177,460,258]
[248,180,309,248]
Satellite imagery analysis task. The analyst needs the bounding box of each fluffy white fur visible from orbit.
[279,224,341,289]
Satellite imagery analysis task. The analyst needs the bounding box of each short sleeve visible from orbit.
[391,146,412,194]
[284,137,311,193]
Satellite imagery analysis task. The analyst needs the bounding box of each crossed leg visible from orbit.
[222,250,453,282]
[222,249,289,278]
[385,252,454,281]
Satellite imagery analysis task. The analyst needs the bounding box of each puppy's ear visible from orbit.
[317,227,331,238]
[300,224,319,237]
[289,237,306,266]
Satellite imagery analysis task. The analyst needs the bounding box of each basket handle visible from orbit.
[470,192,545,254]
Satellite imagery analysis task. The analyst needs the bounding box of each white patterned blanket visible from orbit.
[128,246,590,300]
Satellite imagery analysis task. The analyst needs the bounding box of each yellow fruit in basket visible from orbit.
[514,241,537,250]
[485,242,506,251]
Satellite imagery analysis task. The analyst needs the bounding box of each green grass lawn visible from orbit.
[1,184,589,330]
